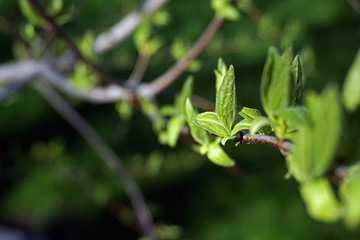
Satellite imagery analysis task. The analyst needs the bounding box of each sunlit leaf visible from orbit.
[340,162,360,230]
[214,58,228,91]
[19,0,46,27]
[167,115,186,147]
[342,48,360,112]
[216,65,236,132]
[206,140,235,167]
[238,106,261,121]
[195,112,230,137]
[300,178,340,223]
[185,99,209,145]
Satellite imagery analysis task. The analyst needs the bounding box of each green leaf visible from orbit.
[221,135,237,145]
[19,0,46,27]
[340,162,360,230]
[214,58,228,91]
[167,115,186,147]
[261,47,280,116]
[175,76,193,113]
[267,47,293,112]
[288,85,341,182]
[276,107,307,129]
[48,0,64,16]
[249,116,271,135]
[185,99,209,145]
[216,65,236,132]
[342,48,360,112]
[70,62,98,90]
[79,31,96,61]
[231,119,251,135]
[195,112,230,137]
[300,178,340,223]
[206,140,235,167]
[211,0,240,21]
[290,55,303,105]
[238,106,261,121]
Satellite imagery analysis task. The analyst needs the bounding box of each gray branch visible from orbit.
[93,0,170,54]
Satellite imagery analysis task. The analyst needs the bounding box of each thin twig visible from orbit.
[235,132,293,157]
[138,17,225,97]
[126,53,151,88]
[0,61,133,102]
[93,0,170,54]
[346,0,360,14]
[27,0,118,83]
[35,81,156,239]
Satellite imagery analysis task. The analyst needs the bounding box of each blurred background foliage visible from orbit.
[0,0,360,239]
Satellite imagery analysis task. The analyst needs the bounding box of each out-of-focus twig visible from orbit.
[35,81,156,239]
[27,0,118,83]
[138,17,225,97]
[93,0,170,54]
[346,0,360,14]
[0,61,133,102]
[126,53,151,88]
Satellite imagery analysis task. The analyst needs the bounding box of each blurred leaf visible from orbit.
[175,76,193,114]
[206,140,235,167]
[70,62,98,90]
[340,162,360,230]
[211,0,240,21]
[151,9,171,27]
[276,107,307,130]
[261,47,280,116]
[258,15,281,43]
[268,47,293,112]
[238,106,261,122]
[342,48,360,112]
[115,101,133,121]
[289,85,341,182]
[299,46,316,82]
[79,31,96,61]
[167,115,186,147]
[170,38,189,60]
[19,0,46,27]
[195,112,229,137]
[300,178,340,223]
[47,0,63,16]
[185,99,209,145]
[216,65,236,132]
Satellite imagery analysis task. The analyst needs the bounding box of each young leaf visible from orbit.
[249,116,271,135]
[238,106,261,121]
[214,58,228,91]
[289,85,341,182]
[185,99,209,145]
[276,106,307,129]
[261,47,280,116]
[175,76,194,114]
[195,112,230,137]
[167,115,186,147]
[206,140,235,167]
[342,48,360,112]
[267,47,293,112]
[19,0,46,27]
[340,162,360,230]
[230,119,251,135]
[300,178,340,223]
[216,65,236,132]
[290,55,303,105]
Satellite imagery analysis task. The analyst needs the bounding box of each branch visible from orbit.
[35,81,156,239]
[235,132,294,157]
[28,0,118,83]
[126,53,151,88]
[138,17,225,97]
[0,61,133,103]
[93,0,170,54]
[346,0,360,14]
